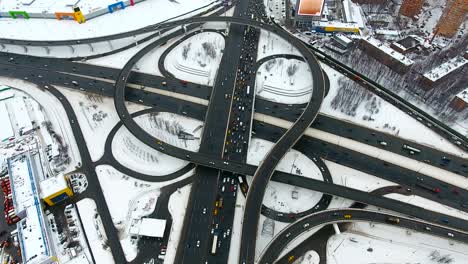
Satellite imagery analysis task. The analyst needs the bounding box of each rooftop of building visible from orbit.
[363,37,414,66]
[129,218,167,238]
[423,56,467,82]
[0,0,134,16]
[455,87,468,104]
[40,174,69,198]
[297,0,324,16]
[7,151,53,264]
[395,36,420,49]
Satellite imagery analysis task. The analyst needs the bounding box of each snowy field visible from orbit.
[0,0,216,40]
[0,79,82,173]
[247,138,323,213]
[0,0,137,16]
[273,198,356,262]
[257,29,301,60]
[255,58,312,104]
[385,193,468,221]
[325,160,395,192]
[227,190,245,264]
[59,87,150,162]
[327,222,468,264]
[86,27,181,76]
[293,250,320,264]
[319,64,467,158]
[96,164,192,225]
[165,31,225,85]
[112,112,201,175]
[76,198,115,264]
[59,88,119,161]
[256,214,292,259]
[95,164,194,261]
[164,184,192,264]
[255,198,345,262]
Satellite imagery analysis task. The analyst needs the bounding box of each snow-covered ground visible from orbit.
[0,0,133,16]
[86,22,229,77]
[256,113,468,189]
[0,78,81,173]
[257,29,301,61]
[96,164,192,225]
[319,63,467,158]
[228,189,245,264]
[264,0,286,25]
[273,197,355,262]
[255,58,312,104]
[57,86,149,162]
[58,87,120,161]
[112,112,201,175]
[256,214,292,259]
[86,26,184,76]
[0,0,216,40]
[385,193,468,221]
[247,138,323,213]
[46,205,93,264]
[293,250,320,264]
[165,31,225,85]
[76,198,115,264]
[95,164,193,261]
[164,184,192,264]
[325,160,395,192]
[327,222,468,264]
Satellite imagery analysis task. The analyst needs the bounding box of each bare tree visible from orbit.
[182,43,191,60]
[202,42,217,59]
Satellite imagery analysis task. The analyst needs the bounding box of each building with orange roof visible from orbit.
[294,0,325,28]
[435,0,468,38]
[399,0,425,17]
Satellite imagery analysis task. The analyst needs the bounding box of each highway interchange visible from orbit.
[1,1,468,264]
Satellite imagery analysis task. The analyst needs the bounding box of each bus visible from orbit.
[211,234,219,255]
[402,144,421,154]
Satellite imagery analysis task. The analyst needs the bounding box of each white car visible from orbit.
[196,240,201,247]
[203,208,207,214]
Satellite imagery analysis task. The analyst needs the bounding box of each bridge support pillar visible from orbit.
[333,223,341,234]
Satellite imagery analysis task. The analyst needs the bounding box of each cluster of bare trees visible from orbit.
[331,76,375,117]
[286,63,298,77]
[327,33,468,132]
[265,58,277,72]
[202,42,217,59]
[182,43,192,60]
[429,250,454,263]
[149,113,184,136]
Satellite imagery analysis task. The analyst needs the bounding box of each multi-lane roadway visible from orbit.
[1,6,467,264]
